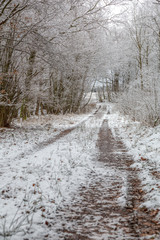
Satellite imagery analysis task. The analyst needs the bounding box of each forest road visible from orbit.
[49,111,160,240]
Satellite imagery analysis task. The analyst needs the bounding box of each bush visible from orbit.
[117,78,160,127]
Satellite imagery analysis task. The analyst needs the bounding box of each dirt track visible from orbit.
[45,115,160,240]
[49,119,138,239]
[8,107,158,240]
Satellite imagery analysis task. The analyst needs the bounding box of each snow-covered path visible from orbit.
[0,105,160,240]
[34,117,160,240]
[43,119,157,240]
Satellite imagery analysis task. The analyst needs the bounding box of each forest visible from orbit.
[0,0,159,128]
[1,1,160,239]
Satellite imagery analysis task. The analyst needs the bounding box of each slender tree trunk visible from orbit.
[158,30,160,72]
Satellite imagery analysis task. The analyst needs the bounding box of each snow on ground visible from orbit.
[0,112,93,182]
[0,93,98,167]
[1,101,160,239]
[107,104,160,211]
[0,104,106,239]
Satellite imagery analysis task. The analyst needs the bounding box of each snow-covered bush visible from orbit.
[117,77,160,127]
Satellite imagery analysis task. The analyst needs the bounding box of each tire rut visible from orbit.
[25,112,160,240]
[43,118,140,239]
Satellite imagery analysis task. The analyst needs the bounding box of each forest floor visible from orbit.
[0,103,160,239]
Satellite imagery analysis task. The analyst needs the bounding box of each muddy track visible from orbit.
[97,119,140,239]
[45,118,160,240]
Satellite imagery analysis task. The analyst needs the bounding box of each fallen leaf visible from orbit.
[45,220,49,226]
[149,209,159,217]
